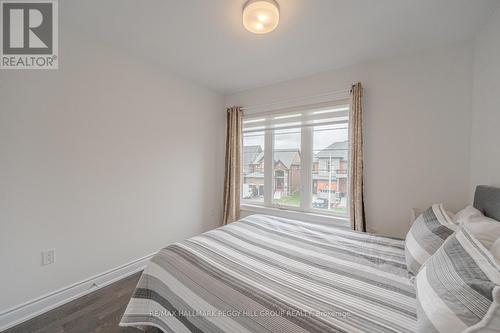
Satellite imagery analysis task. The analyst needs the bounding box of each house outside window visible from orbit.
[242,101,350,218]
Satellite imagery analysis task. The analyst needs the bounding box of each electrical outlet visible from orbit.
[42,249,56,266]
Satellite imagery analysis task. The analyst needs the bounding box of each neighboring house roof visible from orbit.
[315,141,348,160]
[250,149,300,170]
[243,145,263,164]
[274,149,300,169]
[251,151,264,165]
[245,171,264,179]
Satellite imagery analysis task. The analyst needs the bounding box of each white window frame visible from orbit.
[241,98,351,227]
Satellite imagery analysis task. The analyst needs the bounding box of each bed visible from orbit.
[120,215,416,333]
[120,186,500,333]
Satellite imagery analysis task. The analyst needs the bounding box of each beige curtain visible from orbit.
[222,106,242,225]
[349,82,366,232]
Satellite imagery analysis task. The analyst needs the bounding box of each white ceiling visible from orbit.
[62,0,500,94]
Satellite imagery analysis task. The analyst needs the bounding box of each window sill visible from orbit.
[240,204,350,229]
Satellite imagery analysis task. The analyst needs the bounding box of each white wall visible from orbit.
[227,42,474,238]
[0,29,224,312]
[470,7,500,194]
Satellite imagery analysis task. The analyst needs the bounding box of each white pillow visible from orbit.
[491,238,500,265]
[462,214,500,249]
[452,205,483,224]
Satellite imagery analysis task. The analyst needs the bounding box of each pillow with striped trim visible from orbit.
[405,204,456,276]
[415,226,500,333]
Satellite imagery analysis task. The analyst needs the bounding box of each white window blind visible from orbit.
[243,103,349,133]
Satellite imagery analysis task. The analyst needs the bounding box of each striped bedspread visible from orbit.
[120,214,416,333]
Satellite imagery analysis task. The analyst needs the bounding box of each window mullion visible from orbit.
[263,129,274,206]
[300,126,313,211]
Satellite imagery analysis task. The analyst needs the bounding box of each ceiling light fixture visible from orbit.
[242,0,280,34]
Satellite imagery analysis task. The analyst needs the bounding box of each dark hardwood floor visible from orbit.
[4,272,161,333]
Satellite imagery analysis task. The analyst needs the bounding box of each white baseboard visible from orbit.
[0,252,156,332]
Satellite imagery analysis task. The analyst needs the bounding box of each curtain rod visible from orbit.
[240,88,351,113]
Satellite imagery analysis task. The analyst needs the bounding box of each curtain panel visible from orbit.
[222,106,243,225]
[349,82,366,232]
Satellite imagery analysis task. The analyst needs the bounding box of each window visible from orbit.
[312,124,349,214]
[273,128,301,207]
[242,131,265,203]
[242,101,350,218]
